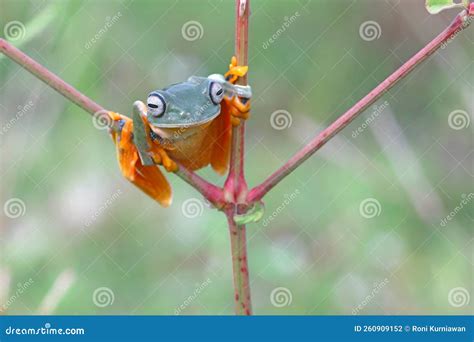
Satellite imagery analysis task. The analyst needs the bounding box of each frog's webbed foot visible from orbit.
[226,96,250,126]
[109,110,172,207]
[109,112,136,180]
[223,56,251,126]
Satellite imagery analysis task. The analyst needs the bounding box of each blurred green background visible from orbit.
[1,0,472,315]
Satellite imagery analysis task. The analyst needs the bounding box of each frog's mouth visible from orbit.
[149,124,198,144]
[151,107,221,128]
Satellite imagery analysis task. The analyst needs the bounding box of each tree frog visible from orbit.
[109,57,250,207]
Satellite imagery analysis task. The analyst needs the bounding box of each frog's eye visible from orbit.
[209,82,224,105]
[147,93,166,117]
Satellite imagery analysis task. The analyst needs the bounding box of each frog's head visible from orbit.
[145,76,225,129]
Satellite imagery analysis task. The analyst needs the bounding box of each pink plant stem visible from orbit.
[224,0,253,315]
[175,167,224,207]
[225,207,252,315]
[0,38,224,206]
[0,39,104,120]
[224,0,250,203]
[247,6,474,203]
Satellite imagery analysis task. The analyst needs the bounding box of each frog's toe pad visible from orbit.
[225,56,248,84]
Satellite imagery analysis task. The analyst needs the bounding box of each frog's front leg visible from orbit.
[132,101,178,173]
[224,56,251,126]
[131,101,154,166]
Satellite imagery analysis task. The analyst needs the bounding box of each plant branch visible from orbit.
[0,39,104,119]
[175,167,224,207]
[223,0,253,315]
[225,208,252,315]
[247,6,474,203]
[224,0,250,204]
[0,38,224,206]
